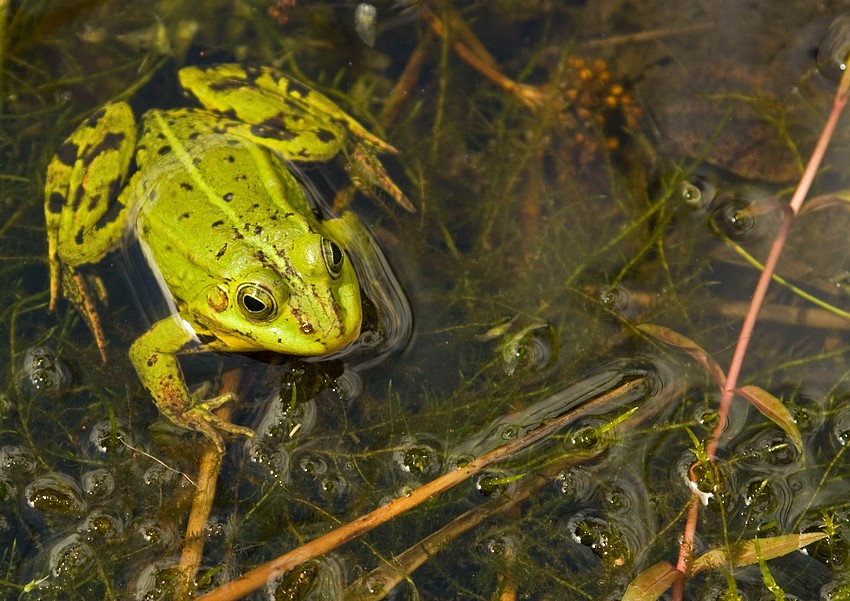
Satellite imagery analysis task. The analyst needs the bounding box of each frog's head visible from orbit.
[190,232,362,356]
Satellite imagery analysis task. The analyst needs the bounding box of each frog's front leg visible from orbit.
[129,316,254,454]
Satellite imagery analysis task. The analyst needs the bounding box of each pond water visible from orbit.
[1,1,850,599]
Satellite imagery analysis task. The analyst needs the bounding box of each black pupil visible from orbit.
[243,295,266,313]
[328,241,343,267]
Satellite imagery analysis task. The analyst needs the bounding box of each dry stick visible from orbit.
[175,368,244,599]
[671,65,850,594]
[196,377,646,601]
[420,6,543,110]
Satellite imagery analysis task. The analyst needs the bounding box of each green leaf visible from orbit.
[637,324,726,386]
[735,385,803,452]
[621,561,680,601]
[691,532,827,573]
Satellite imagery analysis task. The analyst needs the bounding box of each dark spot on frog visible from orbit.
[193,157,201,167]
[85,107,109,129]
[157,145,172,156]
[147,354,158,367]
[85,133,127,166]
[226,155,235,163]
[251,117,296,140]
[188,131,200,140]
[55,141,79,167]
[207,79,244,92]
[223,192,234,202]
[74,226,85,245]
[180,182,193,192]
[156,132,166,140]
[315,128,335,143]
[254,250,271,268]
[232,228,244,240]
[47,192,65,214]
[253,225,263,235]
[215,243,228,259]
[178,212,191,221]
[235,174,247,181]
[71,184,85,210]
[95,199,125,230]
[211,220,224,227]
[300,322,314,335]
[87,194,102,211]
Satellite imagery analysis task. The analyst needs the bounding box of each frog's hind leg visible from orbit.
[44,102,138,359]
[178,64,413,210]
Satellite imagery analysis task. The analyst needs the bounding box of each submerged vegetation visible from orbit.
[0,1,850,599]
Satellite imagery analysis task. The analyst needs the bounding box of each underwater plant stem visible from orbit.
[196,378,646,601]
[672,57,850,601]
[176,369,243,598]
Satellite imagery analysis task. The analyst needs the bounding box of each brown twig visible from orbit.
[175,368,244,599]
[420,6,543,110]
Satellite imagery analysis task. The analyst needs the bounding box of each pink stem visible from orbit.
[672,65,850,601]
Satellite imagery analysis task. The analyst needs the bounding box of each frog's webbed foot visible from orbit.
[57,268,109,362]
[348,145,414,212]
[174,391,255,455]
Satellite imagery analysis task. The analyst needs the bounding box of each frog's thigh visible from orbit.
[180,64,393,158]
[47,102,137,267]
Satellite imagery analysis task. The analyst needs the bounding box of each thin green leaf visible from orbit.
[621,561,680,601]
[754,538,786,601]
[637,324,726,386]
[736,385,803,452]
[691,532,826,573]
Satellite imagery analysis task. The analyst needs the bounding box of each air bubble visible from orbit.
[498,321,557,377]
[25,473,86,517]
[17,346,70,399]
[393,437,440,475]
[49,533,94,578]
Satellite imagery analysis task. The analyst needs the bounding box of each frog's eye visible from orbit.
[236,283,277,322]
[322,238,345,279]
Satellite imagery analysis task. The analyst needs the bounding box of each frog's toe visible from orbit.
[206,413,255,439]
[175,407,253,455]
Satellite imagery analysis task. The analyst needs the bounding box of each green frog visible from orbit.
[44,64,407,453]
